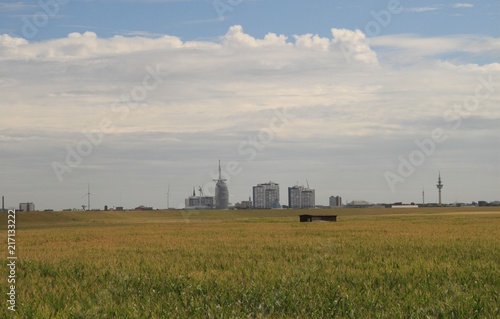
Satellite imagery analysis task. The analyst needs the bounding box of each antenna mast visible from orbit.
[166,184,170,209]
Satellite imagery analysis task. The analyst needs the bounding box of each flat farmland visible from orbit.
[1,207,499,318]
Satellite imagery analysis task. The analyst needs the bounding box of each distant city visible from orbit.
[2,162,499,212]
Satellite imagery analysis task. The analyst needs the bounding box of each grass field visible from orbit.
[1,207,499,318]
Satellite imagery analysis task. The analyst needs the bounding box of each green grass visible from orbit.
[1,207,499,318]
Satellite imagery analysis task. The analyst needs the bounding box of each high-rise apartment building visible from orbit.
[329,196,342,207]
[253,181,280,209]
[288,185,315,208]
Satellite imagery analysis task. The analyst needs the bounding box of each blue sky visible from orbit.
[0,0,499,210]
[2,0,499,41]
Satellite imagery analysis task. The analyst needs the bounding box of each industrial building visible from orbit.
[134,205,153,210]
[288,185,316,208]
[253,181,280,209]
[19,202,35,212]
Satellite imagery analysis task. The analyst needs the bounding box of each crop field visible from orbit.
[1,207,499,318]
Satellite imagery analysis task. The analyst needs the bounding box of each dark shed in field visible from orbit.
[299,214,337,222]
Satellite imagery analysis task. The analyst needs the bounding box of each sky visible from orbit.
[0,0,499,210]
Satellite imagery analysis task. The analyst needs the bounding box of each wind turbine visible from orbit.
[166,185,170,209]
[82,183,92,211]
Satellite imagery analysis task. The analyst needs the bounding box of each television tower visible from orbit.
[436,173,443,205]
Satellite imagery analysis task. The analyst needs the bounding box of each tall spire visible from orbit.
[213,159,229,209]
[219,158,222,180]
[214,158,226,182]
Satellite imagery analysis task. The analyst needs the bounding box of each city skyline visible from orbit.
[3,171,495,211]
[1,1,499,210]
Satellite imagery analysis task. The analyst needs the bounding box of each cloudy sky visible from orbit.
[1,0,499,210]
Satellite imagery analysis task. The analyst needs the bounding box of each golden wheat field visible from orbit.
[1,207,499,318]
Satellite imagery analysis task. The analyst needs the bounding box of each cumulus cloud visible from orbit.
[0,25,499,208]
[0,31,186,60]
[293,33,330,51]
[222,25,289,48]
[331,28,378,65]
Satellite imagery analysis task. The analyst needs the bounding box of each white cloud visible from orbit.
[0,26,499,208]
[0,2,38,11]
[405,7,440,13]
[331,28,378,65]
[293,34,330,52]
[370,34,500,61]
[222,25,289,48]
[453,3,474,8]
[0,31,186,60]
